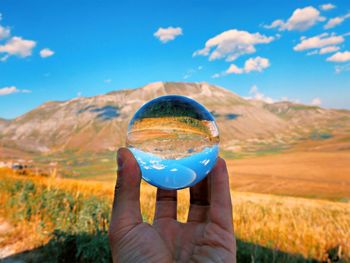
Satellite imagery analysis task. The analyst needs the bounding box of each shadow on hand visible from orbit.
[1,230,334,263]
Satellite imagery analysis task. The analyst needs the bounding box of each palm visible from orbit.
[155,218,235,262]
[109,148,236,263]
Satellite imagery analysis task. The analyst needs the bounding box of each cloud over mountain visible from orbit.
[246,85,274,103]
[193,29,274,61]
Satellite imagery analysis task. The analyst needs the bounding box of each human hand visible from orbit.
[108,148,236,263]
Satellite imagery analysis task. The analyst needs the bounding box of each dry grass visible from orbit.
[139,183,350,261]
[229,151,350,200]
[1,168,349,261]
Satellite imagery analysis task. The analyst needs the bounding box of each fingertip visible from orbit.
[116,147,141,187]
[210,157,227,175]
[117,147,132,164]
[117,147,139,169]
[216,157,227,169]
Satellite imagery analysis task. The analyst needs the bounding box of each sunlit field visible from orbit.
[1,168,349,262]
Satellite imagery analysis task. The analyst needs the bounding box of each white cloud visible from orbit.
[326,51,350,62]
[324,12,350,29]
[264,19,285,29]
[247,85,274,104]
[293,33,344,51]
[311,97,321,106]
[0,36,36,60]
[104,79,112,83]
[215,56,270,77]
[154,27,182,43]
[264,6,325,31]
[320,3,336,11]
[244,57,270,73]
[307,45,340,55]
[40,48,54,58]
[246,87,302,104]
[335,63,350,73]
[193,29,274,61]
[0,14,41,61]
[231,56,270,74]
[319,45,339,54]
[226,64,244,74]
[0,25,10,40]
[0,86,31,96]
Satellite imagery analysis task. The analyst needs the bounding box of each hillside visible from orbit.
[0,118,9,130]
[0,82,350,157]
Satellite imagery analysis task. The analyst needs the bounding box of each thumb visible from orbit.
[110,147,142,237]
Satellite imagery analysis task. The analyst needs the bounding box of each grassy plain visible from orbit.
[0,167,349,262]
[229,151,350,201]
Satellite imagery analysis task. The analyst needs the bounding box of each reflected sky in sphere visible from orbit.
[127,95,219,190]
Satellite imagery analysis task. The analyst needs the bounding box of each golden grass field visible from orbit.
[129,117,216,138]
[1,159,350,262]
[229,151,350,200]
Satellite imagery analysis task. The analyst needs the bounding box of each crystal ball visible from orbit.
[127,95,219,190]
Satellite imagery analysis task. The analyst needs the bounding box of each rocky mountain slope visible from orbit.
[0,118,9,130]
[0,82,349,155]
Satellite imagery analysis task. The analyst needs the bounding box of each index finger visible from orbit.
[209,157,233,232]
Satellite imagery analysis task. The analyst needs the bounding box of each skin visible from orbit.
[109,148,236,263]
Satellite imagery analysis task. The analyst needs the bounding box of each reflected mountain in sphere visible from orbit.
[127,95,219,190]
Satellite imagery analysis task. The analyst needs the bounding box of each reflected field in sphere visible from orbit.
[127,95,220,189]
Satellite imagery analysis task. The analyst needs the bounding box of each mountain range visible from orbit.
[1,82,349,159]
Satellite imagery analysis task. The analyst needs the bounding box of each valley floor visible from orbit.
[229,150,350,201]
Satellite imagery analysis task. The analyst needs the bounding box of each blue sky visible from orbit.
[0,0,349,119]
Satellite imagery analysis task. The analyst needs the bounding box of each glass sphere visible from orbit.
[127,95,219,190]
